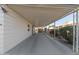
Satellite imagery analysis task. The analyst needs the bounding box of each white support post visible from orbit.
[73,12,75,53]
[54,21,56,38]
[76,10,79,53]
[32,25,33,35]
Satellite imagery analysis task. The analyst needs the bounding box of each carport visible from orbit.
[0,4,79,54]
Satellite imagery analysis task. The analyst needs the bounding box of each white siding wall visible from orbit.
[0,7,4,54]
[3,6,32,53]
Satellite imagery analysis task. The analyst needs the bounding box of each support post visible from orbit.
[32,25,34,35]
[73,12,76,53]
[54,21,56,38]
[76,10,79,53]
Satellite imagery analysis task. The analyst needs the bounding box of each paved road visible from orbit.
[5,33,73,55]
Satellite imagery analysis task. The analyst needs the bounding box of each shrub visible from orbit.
[59,26,73,44]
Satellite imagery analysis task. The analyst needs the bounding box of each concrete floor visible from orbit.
[5,33,73,55]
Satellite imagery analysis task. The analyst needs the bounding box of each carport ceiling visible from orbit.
[7,4,79,27]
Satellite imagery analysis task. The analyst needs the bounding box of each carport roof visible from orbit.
[7,4,79,27]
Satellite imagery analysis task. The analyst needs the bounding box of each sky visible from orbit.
[47,13,73,27]
[55,13,73,26]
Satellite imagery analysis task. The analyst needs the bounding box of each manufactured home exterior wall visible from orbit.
[0,7,4,54]
[3,6,32,53]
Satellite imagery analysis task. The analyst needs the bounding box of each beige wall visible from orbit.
[3,6,32,53]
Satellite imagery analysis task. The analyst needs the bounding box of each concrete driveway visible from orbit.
[5,32,73,55]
